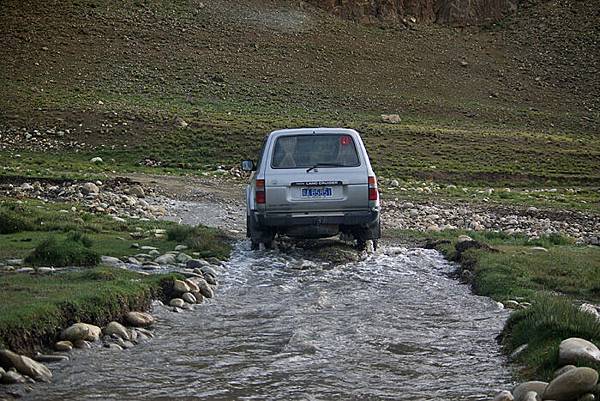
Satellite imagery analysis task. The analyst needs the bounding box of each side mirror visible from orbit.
[241,160,256,172]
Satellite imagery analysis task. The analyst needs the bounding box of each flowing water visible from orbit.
[25,243,514,400]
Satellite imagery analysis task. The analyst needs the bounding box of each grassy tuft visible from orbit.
[503,295,600,379]
[25,234,100,267]
[0,209,33,234]
[167,224,232,260]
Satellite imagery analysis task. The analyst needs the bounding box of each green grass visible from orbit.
[503,295,600,379]
[25,233,100,267]
[390,228,600,380]
[0,267,180,353]
[0,199,232,262]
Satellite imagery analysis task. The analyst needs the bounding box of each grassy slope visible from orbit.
[392,229,600,380]
[0,267,178,354]
[0,0,598,195]
[0,200,231,354]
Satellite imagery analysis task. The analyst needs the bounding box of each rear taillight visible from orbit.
[368,176,378,201]
[256,179,266,204]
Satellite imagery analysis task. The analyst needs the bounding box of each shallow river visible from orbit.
[25,243,514,400]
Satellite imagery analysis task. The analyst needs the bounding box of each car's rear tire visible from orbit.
[247,214,273,250]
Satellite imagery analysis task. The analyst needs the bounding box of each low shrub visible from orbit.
[25,234,100,267]
[166,225,196,242]
[0,210,33,234]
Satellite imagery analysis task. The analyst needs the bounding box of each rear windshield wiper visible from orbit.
[306,163,346,173]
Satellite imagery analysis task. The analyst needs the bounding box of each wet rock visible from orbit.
[0,370,26,384]
[135,327,154,338]
[200,266,218,277]
[182,292,197,304]
[493,390,514,401]
[0,350,52,382]
[503,300,520,309]
[103,322,130,341]
[104,343,123,351]
[554,365,577,378]
[512,381,548,401]
[191,291,204,304]
[125,311,154,328]
[194,277,214,298]
[155,254,176,265]
[186,259,209,269]
[559,338,600,365]
[61,323,101,342]
[169,298,185,308]
[521,391,540,401]
[203,272,218,285]
[101,256,125,268]
[73,340,91,349]
[543,367,598,401]
[33,353,69,363]
[509,344,528,361]
[173,279,190,294]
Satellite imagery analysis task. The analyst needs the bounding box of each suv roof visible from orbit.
[269,128,358,136]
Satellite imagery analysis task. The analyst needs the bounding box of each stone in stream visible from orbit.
[0,370,26,384]
[33,353,69,363]
[193,277,214,298]
[191,291,204,304]
[493,390,514,401]
[104,343,123,351]
[186,259,209,269]
[60,323,101,342]
[54,341,73,352]
[0,350,52,382]
[512,381,548,401]
[170,298,185,308]
[100,256,125,268]
[135,327,154,338]
[155,253,176,265]
[184,279,199,293]
[73,340,91,349]
[103,322,130,341]
[182,292,197,304]
[203,272,218,285]
[559,338,600,365]
[125,311,154,328]
[173,279,190,294]
[543,367,598,401]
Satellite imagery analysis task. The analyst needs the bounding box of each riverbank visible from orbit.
[0,196,232,376]
[392,229,600,390]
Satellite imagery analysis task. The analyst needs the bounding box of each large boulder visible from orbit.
[103,321,130,341]
[559,338,600,366]
[512,381,547,401]
[125,311,154,328]
[543,367,598,401]
[60,323,101,342]
[0,350,52,382]
[194,277,214,298]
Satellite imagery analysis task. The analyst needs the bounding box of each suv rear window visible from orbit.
[271,134,360,169]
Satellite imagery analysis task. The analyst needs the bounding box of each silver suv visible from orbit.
[242,128,381,250]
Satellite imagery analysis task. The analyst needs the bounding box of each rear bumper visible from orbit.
[254,209,380,227]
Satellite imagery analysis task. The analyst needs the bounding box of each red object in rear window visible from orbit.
[340,135,352,145]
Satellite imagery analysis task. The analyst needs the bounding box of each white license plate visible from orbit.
[301,187,333,198]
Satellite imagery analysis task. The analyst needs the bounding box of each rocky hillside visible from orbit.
[306,0,519,25]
